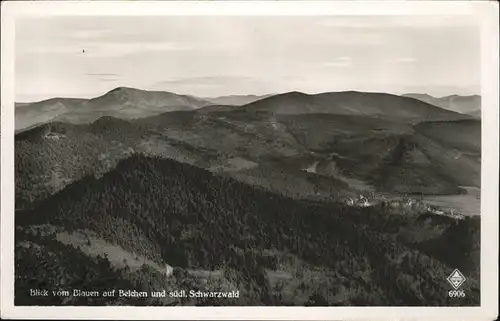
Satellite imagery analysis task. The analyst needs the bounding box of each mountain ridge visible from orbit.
[15,87,213,130]
[402,93,481,115]
[241,90,471,123]
[16,87,474,131]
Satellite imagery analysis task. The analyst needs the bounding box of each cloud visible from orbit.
[69,29,146,42]
[22,42,192,58]
[85,72,121,83]
[323,57,352,67]
[317,19,379,29]
[98,78,119,82]
[149,76,272,94]
[392,57,417,64]
[70,30,112,40]
[317,16,477,30]
[154,76,256,86]
[87,42,193,57]
[86,73,119,77]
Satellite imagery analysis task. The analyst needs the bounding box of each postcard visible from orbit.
[1,1,498,320]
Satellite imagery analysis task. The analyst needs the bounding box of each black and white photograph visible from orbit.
[1,1,499,319]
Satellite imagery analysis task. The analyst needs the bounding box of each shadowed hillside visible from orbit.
[16,115,356,210]
[15,154,480,306]
[16,119,148,208]
[242,91,471,123]
[274,114,480,192]
[123,109,481,195]
[415,120,481,154]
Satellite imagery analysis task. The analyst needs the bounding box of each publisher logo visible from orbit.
[447,269,466,290]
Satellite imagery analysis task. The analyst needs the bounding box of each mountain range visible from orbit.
[15,88,480,208]
[402,93,481,117]
[14,86,481,306]
[16,88,479,132]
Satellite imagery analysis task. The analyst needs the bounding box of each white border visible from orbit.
[1,1,498,320]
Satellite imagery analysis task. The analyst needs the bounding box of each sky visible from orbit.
[15,15,481,102]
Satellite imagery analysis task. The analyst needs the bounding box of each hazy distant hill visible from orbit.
[467,109,481,119]
[204,94,274,106]
[15,87,213,130]
[15,102,31,108]
[16,154,480,306]
[242,91,471,123]
[15,98,87,131]
[403,93,481,115]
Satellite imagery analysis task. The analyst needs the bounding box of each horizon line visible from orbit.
[15,86,482,104]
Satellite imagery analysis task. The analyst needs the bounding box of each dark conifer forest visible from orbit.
[15,153,480,306]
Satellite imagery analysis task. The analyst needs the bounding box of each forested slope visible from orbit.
[16,154,480,306]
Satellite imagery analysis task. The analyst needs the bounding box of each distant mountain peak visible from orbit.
[285,90,309,96]
[104,87,179,98]
[16,86,213,130]
[265,91,311,101]
[107,86,139,94]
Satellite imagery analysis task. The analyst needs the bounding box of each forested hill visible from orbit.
[16,154,480,306]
